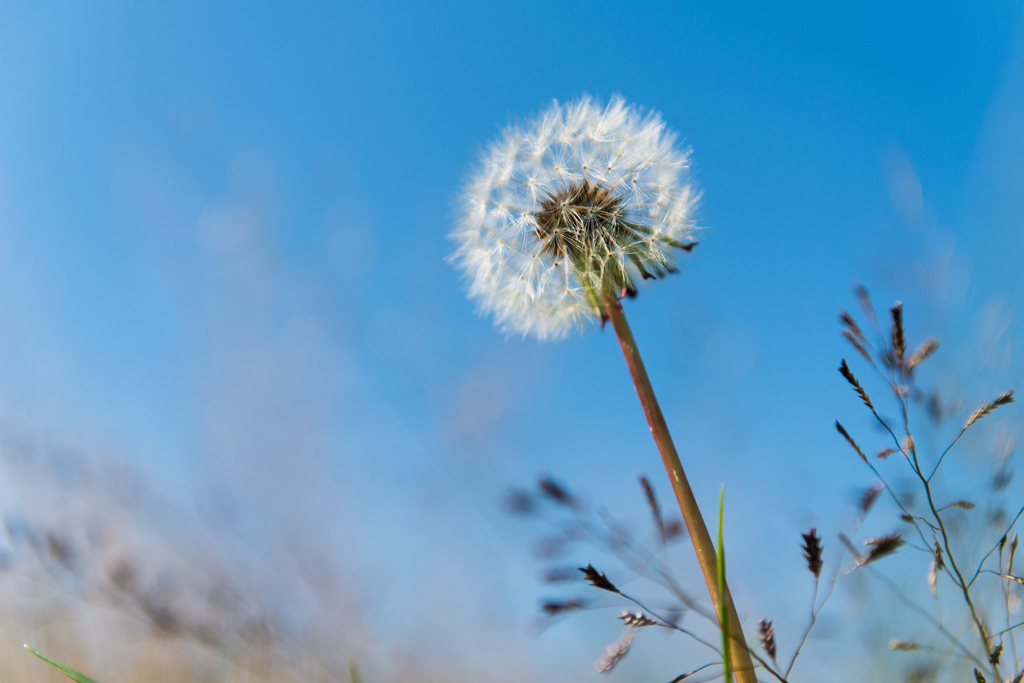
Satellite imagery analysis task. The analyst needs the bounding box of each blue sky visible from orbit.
[1,1,1024,681]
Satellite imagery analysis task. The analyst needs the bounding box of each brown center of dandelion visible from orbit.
[532,179,689,316]
[533,180,625,261]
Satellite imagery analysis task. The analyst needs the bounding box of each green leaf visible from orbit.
[24,645,102,683]
[718,486,733,683]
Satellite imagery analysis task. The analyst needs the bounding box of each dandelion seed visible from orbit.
[450,95,699,339]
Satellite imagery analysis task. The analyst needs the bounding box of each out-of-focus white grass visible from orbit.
[0,424,368,683]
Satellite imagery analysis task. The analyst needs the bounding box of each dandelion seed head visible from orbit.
[450,95,699,339]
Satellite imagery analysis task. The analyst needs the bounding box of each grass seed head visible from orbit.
[757,618,777,661]
[802,528,824,578]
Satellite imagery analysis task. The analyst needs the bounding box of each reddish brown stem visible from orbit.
[602,291,756,683]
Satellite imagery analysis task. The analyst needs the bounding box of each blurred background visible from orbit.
[1,1,1024,681]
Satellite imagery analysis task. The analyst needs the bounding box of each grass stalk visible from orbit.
[24,645,101,683]
[718,487,734,683]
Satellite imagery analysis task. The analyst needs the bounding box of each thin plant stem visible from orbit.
[618,590,724,656]
[969,503,1024,588]
[618,587,789,683]
[569,504,717,621]
[601,291,757,683]
[898,392,997,677]
[926,425,968,482]
[997,620,1024,638]
[1002,546,1020,672]
[593,508,716,620]
[866,566,988,671]
[783,576,819,679]
[1009,543,1021,672]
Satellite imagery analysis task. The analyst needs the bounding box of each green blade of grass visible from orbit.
[718,486,734,683]
[24,644,101,683]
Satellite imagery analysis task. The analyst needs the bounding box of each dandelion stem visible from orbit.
[601,291,756,683]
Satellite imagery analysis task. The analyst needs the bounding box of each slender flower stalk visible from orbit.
[602,291,755,681]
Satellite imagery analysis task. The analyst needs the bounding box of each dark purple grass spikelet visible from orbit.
[841,330,873,364]
[638,474,666,545]
[579,564,619,593]
[505,489,536,515]
[538,476,576,506]
[839,359,874,410]
[840,311,865,342]
[802,528,824,579]
[890,303,906,371]
[542,599,586,616]
[855,284,879,332]
[836,421,868,462]
[543,567,580,583]
[758,618,777,662]
[859,484,883,515]
[863,534,903,565]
